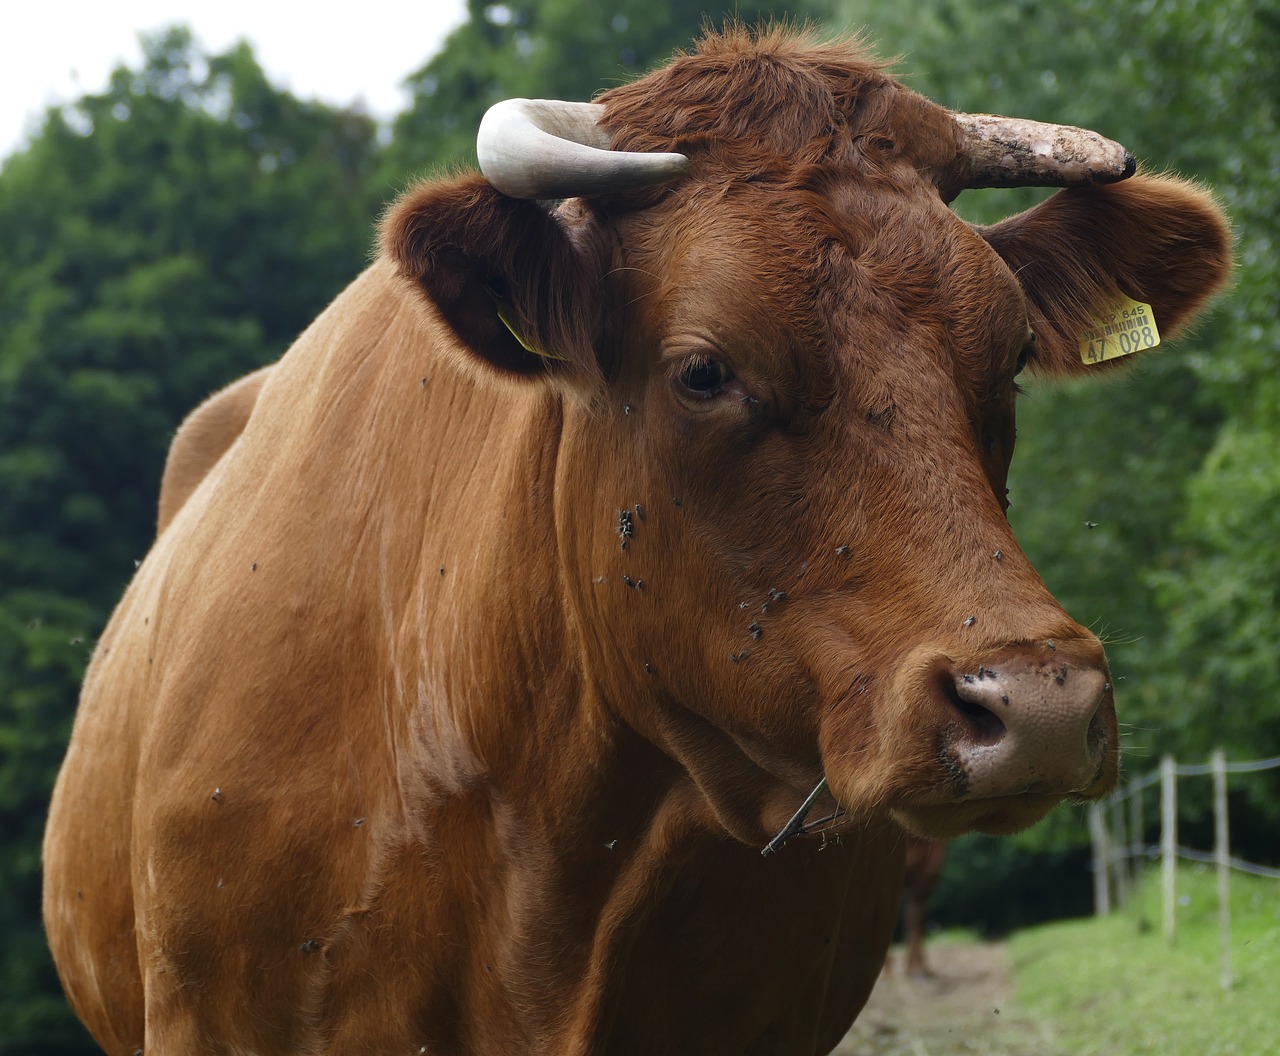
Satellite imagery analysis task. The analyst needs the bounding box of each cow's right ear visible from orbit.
[380,173,605,384]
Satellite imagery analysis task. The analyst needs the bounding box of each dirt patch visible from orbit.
[832,943,1062,1056]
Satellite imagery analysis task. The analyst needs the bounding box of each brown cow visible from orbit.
[901,836,948,978]
[44,26,1230,1056]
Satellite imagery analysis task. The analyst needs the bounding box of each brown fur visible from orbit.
[45,25,1230,1056]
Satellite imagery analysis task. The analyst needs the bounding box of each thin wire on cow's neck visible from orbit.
[761,777,839,856]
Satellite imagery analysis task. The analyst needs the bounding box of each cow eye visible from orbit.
[676,357,733,400]
[1015,331,1035,377]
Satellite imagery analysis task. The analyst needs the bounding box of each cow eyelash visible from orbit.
[1014,330,1035,378]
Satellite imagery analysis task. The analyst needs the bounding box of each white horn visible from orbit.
[477,99,690,200]
[952,113,1135,192]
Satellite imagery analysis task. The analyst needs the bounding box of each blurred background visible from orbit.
[2,1,1275,1052]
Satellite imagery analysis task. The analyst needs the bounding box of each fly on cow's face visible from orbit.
[618,508,634,551]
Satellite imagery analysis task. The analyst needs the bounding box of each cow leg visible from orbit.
[43,654,147,1054]
[903,890,930,978]
[900,838,946,979]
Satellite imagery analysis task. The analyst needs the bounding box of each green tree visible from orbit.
[0,27,381,1051]
[1145,4,1280,811]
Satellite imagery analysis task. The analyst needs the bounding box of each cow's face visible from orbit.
[383,36,1230,844]
[586,180,1088,841]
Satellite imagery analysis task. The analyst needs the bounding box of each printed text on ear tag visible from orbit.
[1080,296,1161,364]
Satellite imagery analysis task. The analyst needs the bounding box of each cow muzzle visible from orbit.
[946,641,1112,795]
[767,634,1117,851]
[895,636,1116,835]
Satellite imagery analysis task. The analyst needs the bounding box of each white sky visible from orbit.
[0,0,469,162]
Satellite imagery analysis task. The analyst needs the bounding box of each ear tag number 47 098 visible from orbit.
[1080,296,1162,364]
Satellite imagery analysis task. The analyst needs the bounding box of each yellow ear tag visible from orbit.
[486,287,570,363]
[1080,296,1161,364]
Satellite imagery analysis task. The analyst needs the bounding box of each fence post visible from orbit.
[1128,780,1145,919]
[1110,793,1130,908]
[1213,748,1232,990]
[1088,802,1111,916]
[1161,755,1177,944]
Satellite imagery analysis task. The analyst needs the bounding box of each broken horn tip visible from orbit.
[1092,150,1136,185]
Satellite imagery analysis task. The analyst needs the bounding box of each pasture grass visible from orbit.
[923,926,986,947]
[1010,864,1280,1056]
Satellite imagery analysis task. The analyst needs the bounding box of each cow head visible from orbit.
[382,28,1230,844]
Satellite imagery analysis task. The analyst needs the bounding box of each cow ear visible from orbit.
[380,173,604,384]
[979,174,1232,377]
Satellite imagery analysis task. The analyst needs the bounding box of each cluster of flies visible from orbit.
[618,506,646,592]
[609,504,1013,674]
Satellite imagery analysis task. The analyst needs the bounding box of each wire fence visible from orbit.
[1087,750,1280,990]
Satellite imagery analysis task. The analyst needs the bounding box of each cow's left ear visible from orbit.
[380,173,605,384]
[979,173,1232,377]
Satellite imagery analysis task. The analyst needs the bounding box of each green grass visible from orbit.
[1010,865,1280,1056]
[922,925,987,948]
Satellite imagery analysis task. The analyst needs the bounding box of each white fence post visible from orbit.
[1088,802,1111,916]
[1099,750,1280,981]
[1213,748,1232,990]
[1128,780,1145,917]
[1161,755,1177,944]
[1110,794,1130,907]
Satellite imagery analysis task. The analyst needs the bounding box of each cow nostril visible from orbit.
[942,674,1006,746]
